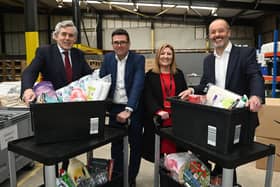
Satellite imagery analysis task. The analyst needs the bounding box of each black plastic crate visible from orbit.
[31,101,107,144]
[160,168,183,187]
[168,97,251,154]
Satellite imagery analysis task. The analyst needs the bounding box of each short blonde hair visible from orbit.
[152,43,177,74]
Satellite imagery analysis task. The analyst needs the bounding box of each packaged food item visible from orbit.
[67,158,91,186]
[188,94,206,104]
[163,152,210,187]
[59,169,75,187]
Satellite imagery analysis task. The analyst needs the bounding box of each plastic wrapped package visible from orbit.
[56,70,111,102]
[163,152,210,187]
[33,81,61,103]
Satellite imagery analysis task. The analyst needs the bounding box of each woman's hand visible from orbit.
[178,88,194,100]
[157,110,170,120]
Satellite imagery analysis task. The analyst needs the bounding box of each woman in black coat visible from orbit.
[142,43,188,162]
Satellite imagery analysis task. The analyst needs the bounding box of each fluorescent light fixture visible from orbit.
[87,1,101,4]
[62,1,215,11]
[105,1,133,6]
[63,0,101,3]
[176,5,189,9]
[191,6,216,11]
[137,3,174,8]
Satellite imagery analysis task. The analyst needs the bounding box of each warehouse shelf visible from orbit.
[0,59,26,82]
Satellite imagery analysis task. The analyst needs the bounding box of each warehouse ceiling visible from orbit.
[1,0,280,25]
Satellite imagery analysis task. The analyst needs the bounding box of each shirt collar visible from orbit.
[115,52,129,62]
[57,44,71,54]
[214,41,232,57]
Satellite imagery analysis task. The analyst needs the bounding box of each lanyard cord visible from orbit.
[160,73,173,97]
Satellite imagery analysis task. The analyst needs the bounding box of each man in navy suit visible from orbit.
[179,18,264,186]
[100,28,145,187]
[21,20,92,177]
[21,20,92,104]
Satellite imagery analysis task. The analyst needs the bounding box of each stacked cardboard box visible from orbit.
[256,98,280,171]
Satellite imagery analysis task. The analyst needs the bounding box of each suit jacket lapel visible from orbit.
[124,52,132,82]
[112,54,118,83]
[225,46,238,88]
[53,45,67,81]
[209,54,216,84]
[70,49,79,79]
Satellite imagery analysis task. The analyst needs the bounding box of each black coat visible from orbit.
[142,69,187,162]
[21,44,92,96]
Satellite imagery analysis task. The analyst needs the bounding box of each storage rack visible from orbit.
[263,51,280,97]
[0,59,26,82]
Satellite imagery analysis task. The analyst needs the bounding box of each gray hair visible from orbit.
[52,20,78,39]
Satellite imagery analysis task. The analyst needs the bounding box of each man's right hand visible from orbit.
[22,88,36,105]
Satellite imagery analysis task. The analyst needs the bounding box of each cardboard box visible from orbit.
[256,98,280,139]
[256,136,280,171]
[145,58,154,72]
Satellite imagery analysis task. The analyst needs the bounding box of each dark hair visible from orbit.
[111,28,130,42]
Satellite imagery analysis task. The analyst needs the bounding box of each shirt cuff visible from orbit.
[125,106,133,113]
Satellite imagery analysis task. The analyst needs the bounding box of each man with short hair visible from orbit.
[21,20,92,174]
[21,20,92,103]
[100,28,145,187]
[179,18,265,186]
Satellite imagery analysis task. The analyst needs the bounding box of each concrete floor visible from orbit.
[1,144,280,187]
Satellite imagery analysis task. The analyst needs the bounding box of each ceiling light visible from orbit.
[133,4,138,12]
[137,3,174,8]
[63,0,101,3]
[87,0,101,3]
[191,6,216,11]
[176,5,189,9]
[211,8,218,16]
[56,0,64,8]
[105,1,133,6]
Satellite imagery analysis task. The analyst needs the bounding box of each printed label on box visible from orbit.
[0,124,18,150]
[234,124,241,144]
[207,125,216,146]
[90,117,99,134]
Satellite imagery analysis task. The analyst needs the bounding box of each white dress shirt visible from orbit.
[113,53,129,105]
[57,44,72,66]
[214,42,232,89]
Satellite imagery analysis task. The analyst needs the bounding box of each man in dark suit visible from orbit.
[21,20,92,103]
[99,28,145,187]
[21,20,92,173]
[179,18,265,186]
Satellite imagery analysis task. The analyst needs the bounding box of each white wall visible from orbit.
[2,14,255,55]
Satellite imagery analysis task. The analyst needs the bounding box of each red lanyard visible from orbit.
[160,73,173,97]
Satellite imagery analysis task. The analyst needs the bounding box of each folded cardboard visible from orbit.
[256,98,280,139]
[256,136,280,171]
